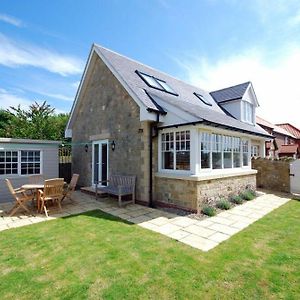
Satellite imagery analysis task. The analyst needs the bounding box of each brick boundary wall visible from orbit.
[252,158,293,193]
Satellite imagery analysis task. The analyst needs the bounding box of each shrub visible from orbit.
[216,199,231,210]
[202,206,216,217]
[240,190,256,201]
[230,195,243,204]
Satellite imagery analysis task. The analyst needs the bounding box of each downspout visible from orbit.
[149,112,160,208]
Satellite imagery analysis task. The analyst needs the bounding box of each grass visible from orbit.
[0,200,299,299]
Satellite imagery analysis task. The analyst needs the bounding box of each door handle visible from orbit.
[289,174,295,176]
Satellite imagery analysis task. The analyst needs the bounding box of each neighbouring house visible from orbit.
[256,116,299,158]
[65,44,271,212]
[0,138,60,203]
[276,123,300,154]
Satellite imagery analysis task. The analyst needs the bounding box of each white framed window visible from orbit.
[200,132,211,169]
[251,145,259,157]
[0,150,42,176]
[242,101,254,124]
[0,151,18,175]
[161,131,190,171]
[223,136,233,168]
[233,137,241,167]
[21,151,41,175]
[212,134,222,169]
[199,132,249,170]
[242,140,249,166]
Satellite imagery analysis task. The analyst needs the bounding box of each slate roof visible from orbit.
[94,44,271,138]
[210,82,250,103]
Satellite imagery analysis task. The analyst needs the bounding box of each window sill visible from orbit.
[155,168,257,182]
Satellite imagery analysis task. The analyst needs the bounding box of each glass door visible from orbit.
[92,140,109,186]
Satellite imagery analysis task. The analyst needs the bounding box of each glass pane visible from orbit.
[101,144,108,186]
[233,153,241,167]
[176,151,190,170]
[156,79,177,94]
[201,151,210,169]
[162,152,174,169]
[243,153,249,166]
[93,144,99,184]
[140,73,162,89]
[212,152,222,169]
[224,152,232,168]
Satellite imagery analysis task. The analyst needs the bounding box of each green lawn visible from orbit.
[0,200,299,300]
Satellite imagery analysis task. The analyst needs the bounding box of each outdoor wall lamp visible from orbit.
[111,140,115,152]
[84,144,89,152]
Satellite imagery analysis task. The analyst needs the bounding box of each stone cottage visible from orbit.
[65,44,271,212]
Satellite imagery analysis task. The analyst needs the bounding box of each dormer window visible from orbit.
[242,101,254,124]
[136,70,178,95]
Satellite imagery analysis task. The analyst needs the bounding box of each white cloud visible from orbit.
[0,33,84,76]
[0,13,23,27]
[0,88,31,110]
[35,91,74,101]
[175,45,300,128]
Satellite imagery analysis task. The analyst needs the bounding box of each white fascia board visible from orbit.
[196,124,269,140]
[243,83,259,107]
[65,45,156,139]
[65,45,96,138]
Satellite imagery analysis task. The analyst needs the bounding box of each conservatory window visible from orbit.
[242,140,249,166]
[233,137,241,167]
[161,131,190,171]
[161,132,174,170]
[223,136,233,168]
[212,134,222,169]
[200,132,211,169]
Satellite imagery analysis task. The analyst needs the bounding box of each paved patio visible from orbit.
[0,190,290,251]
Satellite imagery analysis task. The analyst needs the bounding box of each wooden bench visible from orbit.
[95,175,136,207]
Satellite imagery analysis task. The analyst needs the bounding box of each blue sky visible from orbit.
[1,0,300,126]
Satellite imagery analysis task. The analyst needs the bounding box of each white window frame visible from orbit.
[198,132,249,173]
[0,149,43,178]
[159,127,252,176]
[242,101,254,124]
[251,145,259,157]
[159,129,192,174]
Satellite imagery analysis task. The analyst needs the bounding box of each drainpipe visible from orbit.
[149,113,159,208]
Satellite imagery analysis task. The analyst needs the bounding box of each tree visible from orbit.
[0,109,13,137]
[0,101,69,141]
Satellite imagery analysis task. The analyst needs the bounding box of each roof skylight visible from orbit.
[194,92,212,106]
[136,70,178,96]
[156,79,177,94]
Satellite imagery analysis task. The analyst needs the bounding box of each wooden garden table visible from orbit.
[21,183,44,212]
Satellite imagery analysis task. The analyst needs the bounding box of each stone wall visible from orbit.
[252,158,291,193]
[72,55,150,202]
[154,173,256,212]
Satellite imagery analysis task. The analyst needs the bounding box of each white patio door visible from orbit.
[92,140,109,186]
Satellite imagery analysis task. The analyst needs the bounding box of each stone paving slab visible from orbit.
[0,190,291,252]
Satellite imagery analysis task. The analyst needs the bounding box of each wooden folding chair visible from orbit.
[5,179,33,217]
[38,178,64,217]
[62,174,79,203]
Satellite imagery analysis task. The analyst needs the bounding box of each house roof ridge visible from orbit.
[210,81,251,94]
[93,43,195,87]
